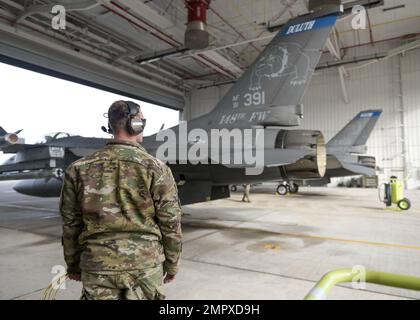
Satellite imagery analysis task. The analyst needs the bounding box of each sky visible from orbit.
[0,62,180,162]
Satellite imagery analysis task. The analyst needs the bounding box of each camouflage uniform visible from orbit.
[81,266,165,300]
[60,140,182,300]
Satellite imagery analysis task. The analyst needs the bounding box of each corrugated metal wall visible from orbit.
[401,48,420,186]
[184,48,420,188]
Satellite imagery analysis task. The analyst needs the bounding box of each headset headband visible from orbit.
[125,101,140,117]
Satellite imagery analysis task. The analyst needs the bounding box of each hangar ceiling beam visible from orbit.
[206,3,261,54]
[136,33,277,66]
[338,66,349,104]
[3,0,195,88]
[98,0,182,47]
[0,6,185,110]
[99,0,241,80]
[326,38,341,60]
[326,26,349,104]
[267,0,300,28]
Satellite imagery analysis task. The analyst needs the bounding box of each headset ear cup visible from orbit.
[124,101,143,135]
[129,118,145,135]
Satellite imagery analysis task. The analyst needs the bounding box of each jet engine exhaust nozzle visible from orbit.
[1,133,18,144]
[277,130,327,180]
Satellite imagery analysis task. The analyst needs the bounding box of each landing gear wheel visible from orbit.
[276,184,288,195]
[230,185,237,192]
[289,183,299,194]
[398,198,411,211]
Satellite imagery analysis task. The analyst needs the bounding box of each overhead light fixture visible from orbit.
[185,0,211,50]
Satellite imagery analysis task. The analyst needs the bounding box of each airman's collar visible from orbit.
[107,139,147,152]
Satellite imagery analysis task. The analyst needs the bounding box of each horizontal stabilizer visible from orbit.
[0,143,33,153]
[341,162,376,177]
[327,110,382,151]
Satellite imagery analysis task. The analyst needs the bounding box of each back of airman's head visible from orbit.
[108,101,129,135]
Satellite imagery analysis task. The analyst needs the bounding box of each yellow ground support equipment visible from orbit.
[379,176,411,211]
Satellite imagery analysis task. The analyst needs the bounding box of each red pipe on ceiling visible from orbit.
[104,0,235,79]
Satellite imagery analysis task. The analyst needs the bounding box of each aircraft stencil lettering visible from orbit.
[219,113,247,125]
[249,111,271,123]
[219,110,271,125]
[285,20,316,35]
[249,43,315,91]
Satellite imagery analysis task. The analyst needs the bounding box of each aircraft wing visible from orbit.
[339,162,376,177]
[326,154,377,178]
[1,143,35,153]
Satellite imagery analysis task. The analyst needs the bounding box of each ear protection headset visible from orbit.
[102,101,146,135]
[124,101,146,135]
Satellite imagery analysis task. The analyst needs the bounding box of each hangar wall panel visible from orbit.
[401,49,420,183]
[184,48,420,188]
[301,49,420,188]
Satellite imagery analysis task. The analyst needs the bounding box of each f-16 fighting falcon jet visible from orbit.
[0,5,343,205]
[276,110,383,194]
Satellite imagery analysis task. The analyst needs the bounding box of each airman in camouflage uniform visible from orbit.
[60,101,182,300]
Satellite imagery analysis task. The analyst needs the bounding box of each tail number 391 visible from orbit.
[244,92,266,107]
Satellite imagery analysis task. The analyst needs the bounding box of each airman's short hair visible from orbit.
[108,101,129,134]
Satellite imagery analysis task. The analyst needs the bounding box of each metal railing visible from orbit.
[304,268,420,300]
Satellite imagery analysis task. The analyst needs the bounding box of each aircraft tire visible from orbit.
[276,185,288,195]
[289,183,299,194]
[230,185,237,192]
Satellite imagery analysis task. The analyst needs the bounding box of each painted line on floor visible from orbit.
[279,232,420,251]
[0,204,57,213]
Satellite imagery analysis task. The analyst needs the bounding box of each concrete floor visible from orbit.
[1,181,420,300]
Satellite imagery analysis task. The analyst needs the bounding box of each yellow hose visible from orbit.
[42,274,68,300]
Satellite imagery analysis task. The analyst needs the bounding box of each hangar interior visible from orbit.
[1,0,419,187]
[1,0,420,300]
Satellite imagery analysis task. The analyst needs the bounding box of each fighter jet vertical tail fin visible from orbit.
[211,7,341,115]
[327,110,383,153]
[0,127,6,136]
